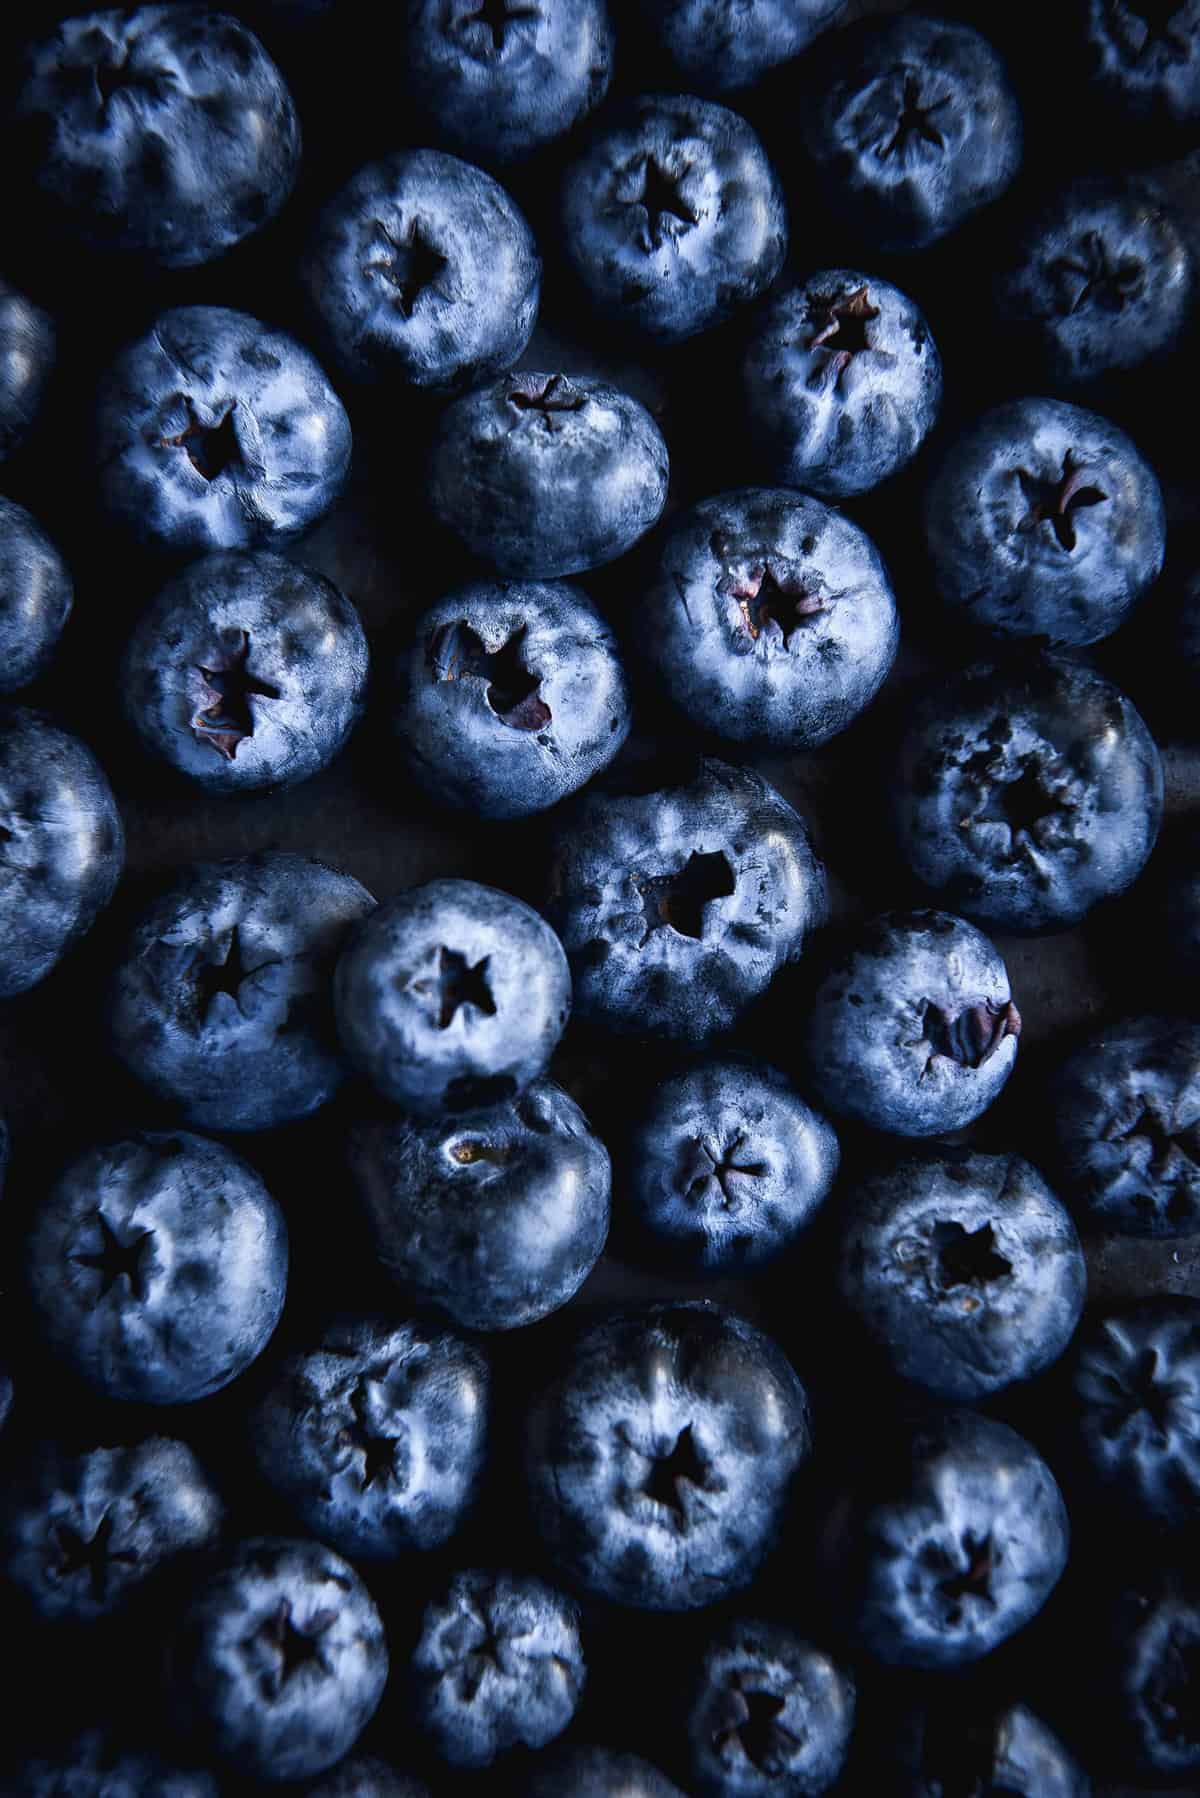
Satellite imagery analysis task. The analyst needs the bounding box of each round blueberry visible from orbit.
[303,1763,429,1798]
[394,579,631,818]
[804,912,1020,1139]
[121,551,368,793]
[743,272,942,501]
[1082,0,1200,129]
[96,305,352,553]
[14,1733,218,1798]
[251,1315,489,1556]
[428,370,669,578]
[900,1700,1090,1797]
[892,656,1163,933]
[644,0,844,93]
[350,1079,609,1330]
[547,757,826,1042]
[13,6,301,269]
[302,150,540,391]
[0,498,72,693]
[0,278,54,462]
[526,1301,812,1610]
[521,1746,687,1796]
[333,878,570,1114]
[109,851,375,1132]
[0,708,124,999]
[560,93,787,344]
[1072,1297,1200,1527]
[642,487,898,748]
[27,1130,287,1404]
[411,1568,585,1767]
[1110,1576,1200,1776]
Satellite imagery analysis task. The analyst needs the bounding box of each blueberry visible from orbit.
[0,708,124,998]
[802,15,1022,254]
[1081,0,1200,130]
[627,1056,839,1273]
[350,1079,609,1329]
[521,1746,687,1796]
[121,551,368,793]
[0,278,54,462]
[410,1568,585,1767]
[169,1536,388,1783]
[333,878,570,1114]
[526,1301,812,1610]
[13,1732,218,1798]
[109,851,375,1132]
[1071,1297,1200,1527]
[13,6,300,269]
[26,1130,288,1404]
[547,757,826,1042]
[251,1315,489,1556]
[642,487,898,748]
[1052,1018,1200,1235]
[892,656,1163,932]
[0,1436,222,1621]
[742,273,942,501]
[644,0,844,94]
[404,0,613,163]
[901,1700,1090,1797]
[1110,1576,1200,1775]
[923,398,1165,647]
[428,371,668,578]
[839,1149,1086,1400]
[560,93,787,344]
[803,912,1020,1139]
[394,578,631,818]
[301,150,540,391]
[96,305,351,553]
[303,1762,429,1798]
[0,498,72,692]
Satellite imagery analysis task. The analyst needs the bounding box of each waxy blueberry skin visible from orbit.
[1109,1577,1200,1776]
[645,0,844,93]
[1072,1297,1200,1527]
[0,499,72,693]
[522,1746,687,1796]
[1082,0,1200,128]
[0,279,54,462]
[894,1701,1090,1797]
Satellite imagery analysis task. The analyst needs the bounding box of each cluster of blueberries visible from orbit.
[2,1,1200,1794]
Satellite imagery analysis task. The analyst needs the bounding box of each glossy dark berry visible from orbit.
[1109,1576,1200,1775]
[0,498,72,693]
[1072,1297,1200,1527]
[0,278,54,461]
[644,0,843,93]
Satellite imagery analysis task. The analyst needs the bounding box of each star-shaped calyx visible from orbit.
[641,1424,712,1521]
[635,851,735,944]
[680,1130,768,1210]
[249,1599,337,1701]
[506,372,588,432]
[719,560,832,647]
[71,1211,154,1301]
[1110,2,1193,62]
[158,399,243,483]
[1105,1100,1200,1179]
[1046,229,1146,316]
[929,1220,1012,1292]
[362,219,448,318]
[921,997,1022,1069]
[428,620,551,731]
[346,1374,406,1493]
[713,1678,803,1777]
[878,75,952,159]
[192,630,281,762]
[805,285,880,388]
[52,1512,138,1603]
[1015,451,1107,551]
[406,944,497,1029]
[623,156,698,253]
[455,0,540,52]
[931,1531,997,1622]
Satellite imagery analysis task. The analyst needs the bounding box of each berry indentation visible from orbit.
[362,219,448,317]
[193,631,281,761]
[1015,452,1107,551]
[922,998,1021,1067]
[931,1532,996,1622]
[428,620,551,731]
[507,373,587,431]
[348,1378,403,1492]
[96,54,165,106]
[71,1211,154,1301]
[1145,1626,1200,1748]
[1114,2,1193,62]
[455,0,539,53]
[878,76,952,159]
[1047,229,1145,316]
[682,1131,769,1209]
[806,284,880,387]
[408,944,497,1029]
[643,1424,709,1519]
[454,1603,509,1701]
[192,925,260,1014]
[721,562,830,646]
[1105,1101,1200,1177]
[52,1513,138,1602]
[715,1679,801,1776]
[250,1598,336,1699]
[1097,1345,1188,1441]
[636,851,736,942]
[628,156,698,250]
[931,1220,1011,1290]
[158,402,242,483]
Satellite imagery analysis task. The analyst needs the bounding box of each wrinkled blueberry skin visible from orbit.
[1072,1298,1200,1527]
[924,398,1165,647]
[1110,1578,1200,1775]
[1052,1018,1200,1235]
[13,7,300,269]
[803,15,1022,254]
[522,1746,687,1796]
[350,1079,609,1330]
[0,709,124,998]
[96,306,352,553]
[0,498,72,693]
[170,1536,388,1783]
[628,1057,839,1273]
[14,1733,218,1798]
[334,878,571,1115]
[411,1569,585,1767]
[121,551,368,793]
[548,758,826,1043]
[561,94,787,344]
[526,1302,812,1610]
[743,273,942,501]
[0,1436,223,1622]
[899,1701,1090,1797]
[27,1131,288,1404]
[0,279,54,462]
[428,371,669,578]
[839,1149,1085,1400]
[252,1315,489,1556]
[1082,0,1200,129]
[893,657,1163,933]
[804,912,1020,1139]
[643,487,898,749]
[395,579,630,818]
[110,852,374,1132]
[302,150,540,392]
[405,0,613,164]
[304,1762,429,1798]
[645,0,844,93]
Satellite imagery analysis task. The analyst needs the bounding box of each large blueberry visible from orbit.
[96,306,351,553]
[121,551,368,793]
[428,371,668,578]
[892,656,1163,932]
[0,498,72,692]
[899,1701,1090,1797]
[803,912,1020,1138]
[0,278,54,462]
[1109,1576,1200,1776]
[0,708,124,998]
[13,7,300,268]
[169,1536,388,1783]
[350,1079,608,1330]
[560,93,787,344]
[1082,0,1200,129]
[1072,1297,1200,1527]
[410,1568,585,1767]
[547,758,826,1042]
[521,1746,686,1796]
[304,1763,429,1798]
[302,150,540,391]
[394,579,630,818]
[924,398,1165,647]
[26,1131,287,1404]
[14,1733,218,1798]
[109,851,374,1132]
[644,0,844,93]
[642,487,897,748]
[526,1301,812,1610]
[251,1315,489,1556]
[333,878,570,1114]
